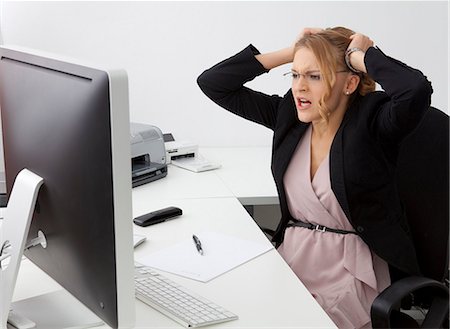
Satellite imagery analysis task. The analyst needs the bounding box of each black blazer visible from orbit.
[197,45,433,276]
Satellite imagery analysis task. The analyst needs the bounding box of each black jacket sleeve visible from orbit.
[364,47,433,141]
[197,45,282,131]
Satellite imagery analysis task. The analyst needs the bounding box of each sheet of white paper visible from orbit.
[137,231,274,282]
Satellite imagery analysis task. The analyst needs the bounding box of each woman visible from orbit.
[197,27,432,328]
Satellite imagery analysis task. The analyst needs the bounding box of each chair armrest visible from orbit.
[371,276,449,328]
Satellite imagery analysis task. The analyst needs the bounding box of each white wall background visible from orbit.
[0,1,448,151]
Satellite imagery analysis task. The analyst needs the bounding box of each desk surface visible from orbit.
[10,147,336,328]
[200,147,279,205]
[133,147,279,206]
[132,197,335,328]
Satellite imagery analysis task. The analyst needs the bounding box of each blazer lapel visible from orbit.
[330,109,354,221]
[273,123,307,185]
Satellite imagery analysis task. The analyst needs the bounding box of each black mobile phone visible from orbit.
[133,206,182,227]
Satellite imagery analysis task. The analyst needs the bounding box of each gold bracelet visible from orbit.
[345,47,364,73]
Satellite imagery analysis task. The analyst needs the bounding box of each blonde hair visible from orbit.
[294,27,375,121]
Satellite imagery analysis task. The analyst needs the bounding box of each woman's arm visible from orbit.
[348,34,433,141]
[197,28,322,130]
[255,47,294,70]
[197,45,283,130]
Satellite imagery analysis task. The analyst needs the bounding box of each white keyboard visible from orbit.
[135,264,238,327]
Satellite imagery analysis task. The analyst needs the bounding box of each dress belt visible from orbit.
[287,219,358,235]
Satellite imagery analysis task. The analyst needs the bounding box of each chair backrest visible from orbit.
[396,107,449,281]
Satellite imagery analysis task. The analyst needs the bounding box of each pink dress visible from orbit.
[277,126,391,329]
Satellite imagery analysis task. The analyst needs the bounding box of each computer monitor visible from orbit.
[0,45,135,328]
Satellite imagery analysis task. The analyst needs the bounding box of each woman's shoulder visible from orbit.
[344,91,392,135]
[351,91,389,116]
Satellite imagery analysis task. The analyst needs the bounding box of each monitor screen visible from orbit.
[0,46,135,328]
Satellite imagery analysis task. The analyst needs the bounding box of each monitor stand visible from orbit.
[0,169,103,329]
[9,290,104,329]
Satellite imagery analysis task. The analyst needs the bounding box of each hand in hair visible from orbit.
[254,27,322,70]
[346,33,374,73]
[295,27,323,45]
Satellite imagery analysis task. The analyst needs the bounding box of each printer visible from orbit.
[130,123,167,187]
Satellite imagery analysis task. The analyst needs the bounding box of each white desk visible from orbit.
[10,148,336,328]
[132,164,234,201]
[200,147,279,205]
[133,197,334,328]
[133,147,279,206]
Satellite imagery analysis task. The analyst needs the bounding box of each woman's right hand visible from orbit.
[255,27,323,70]
[293,27,323,48]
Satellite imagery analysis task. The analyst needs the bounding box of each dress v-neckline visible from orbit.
[311,153,329,186]
[306,126,330,186]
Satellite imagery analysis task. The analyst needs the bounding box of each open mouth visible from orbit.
[297,97,312,109]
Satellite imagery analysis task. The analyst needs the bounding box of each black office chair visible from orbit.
[371,107,449,328]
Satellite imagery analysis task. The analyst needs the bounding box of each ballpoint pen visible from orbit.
[192,234,204,255]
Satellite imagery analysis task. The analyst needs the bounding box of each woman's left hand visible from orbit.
[347,33,374,73]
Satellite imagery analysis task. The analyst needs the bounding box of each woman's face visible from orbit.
[291,47,349,124]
